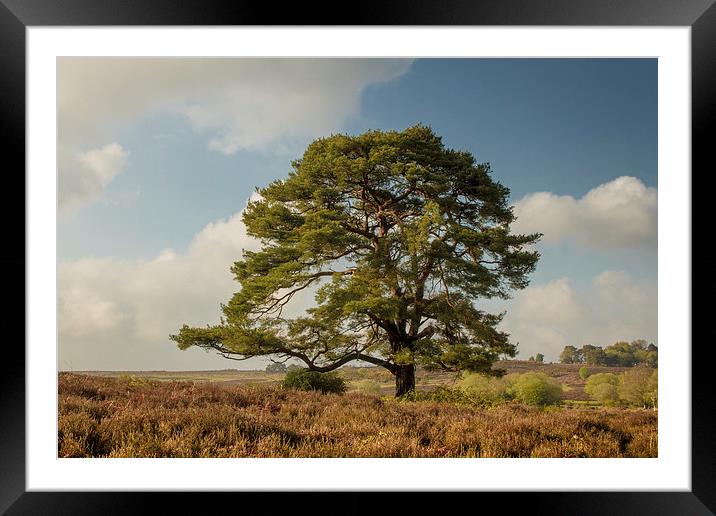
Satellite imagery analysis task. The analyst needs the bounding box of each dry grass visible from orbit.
[58,373,657,458]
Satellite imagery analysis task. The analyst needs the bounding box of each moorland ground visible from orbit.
[59,361,656,458]
[76,360,631,399]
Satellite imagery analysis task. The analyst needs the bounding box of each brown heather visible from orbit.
[58,373,657,458]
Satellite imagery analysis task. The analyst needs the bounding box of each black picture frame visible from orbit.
[2,1,710,514]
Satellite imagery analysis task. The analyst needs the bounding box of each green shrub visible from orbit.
[118,374,151,388]
[618,367,657,409]
[584,373,619,405]
[592,383,619,405]
[281,369,347,394]
[509,372,562,406]
[459,373,512,405]
[579,366,590,380]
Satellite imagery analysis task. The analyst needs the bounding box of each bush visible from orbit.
[584,373,619,405]
[579,366,590,380]
[508,372,562,407]
[281,369,347,394]
[118,374,151,388]
[592,383,619,405]
[618,367,657,408]
[459,373,512,405]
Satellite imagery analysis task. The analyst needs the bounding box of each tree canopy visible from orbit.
[171,125,541,396]
[558,341,657,367]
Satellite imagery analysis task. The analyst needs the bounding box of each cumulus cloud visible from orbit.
[57,58,412,208]
[58,196,263,370]
[58,58,412,153]
[59,143,128,209]
[500,271,657,361]
[512,176,657,248]
[59,191,323,370]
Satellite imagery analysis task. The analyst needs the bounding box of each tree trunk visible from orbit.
[395,364,416,397]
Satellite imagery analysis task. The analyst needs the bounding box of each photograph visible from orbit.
[5,4,708,510]
[56,57,659,459]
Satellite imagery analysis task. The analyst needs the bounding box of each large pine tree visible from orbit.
[171,125,541,396]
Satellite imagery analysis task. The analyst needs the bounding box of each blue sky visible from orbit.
[57,58,657,370]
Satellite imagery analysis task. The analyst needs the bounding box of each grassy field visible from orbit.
[59,364,657,458]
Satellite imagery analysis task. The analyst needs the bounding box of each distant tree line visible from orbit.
[265,362,303,374]
[559,340,657,367]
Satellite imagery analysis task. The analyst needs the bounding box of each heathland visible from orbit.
[59,361,657,458]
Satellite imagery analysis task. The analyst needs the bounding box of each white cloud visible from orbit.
[59,143,128,209]
[57,58,413,208]
[500,271,657,361]
[58,198,264,370]
[58,58,411,154]
[512,176,657,248]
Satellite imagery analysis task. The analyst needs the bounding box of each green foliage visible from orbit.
[459,373,512,405]
[558,341,657,367]
[265,362,287,374]
[534,353,544,363]
[581,345,605,366]
[618,367,657,408]
[602,341,658,367]
[282,368,347,394]
[508,372,563,406]
[630,340,658,367]
[118,374,151,388]
[559,346,581,364]
[171,125,541,396]
[578,366,590,380]
[401,372,562,408]
[592,384,619,405]
[584,373,619,405]
[604,341,636,367]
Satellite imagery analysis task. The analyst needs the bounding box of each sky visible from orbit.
[57,58,657,371]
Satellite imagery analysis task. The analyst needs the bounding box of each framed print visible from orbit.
[3,0,712,514]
